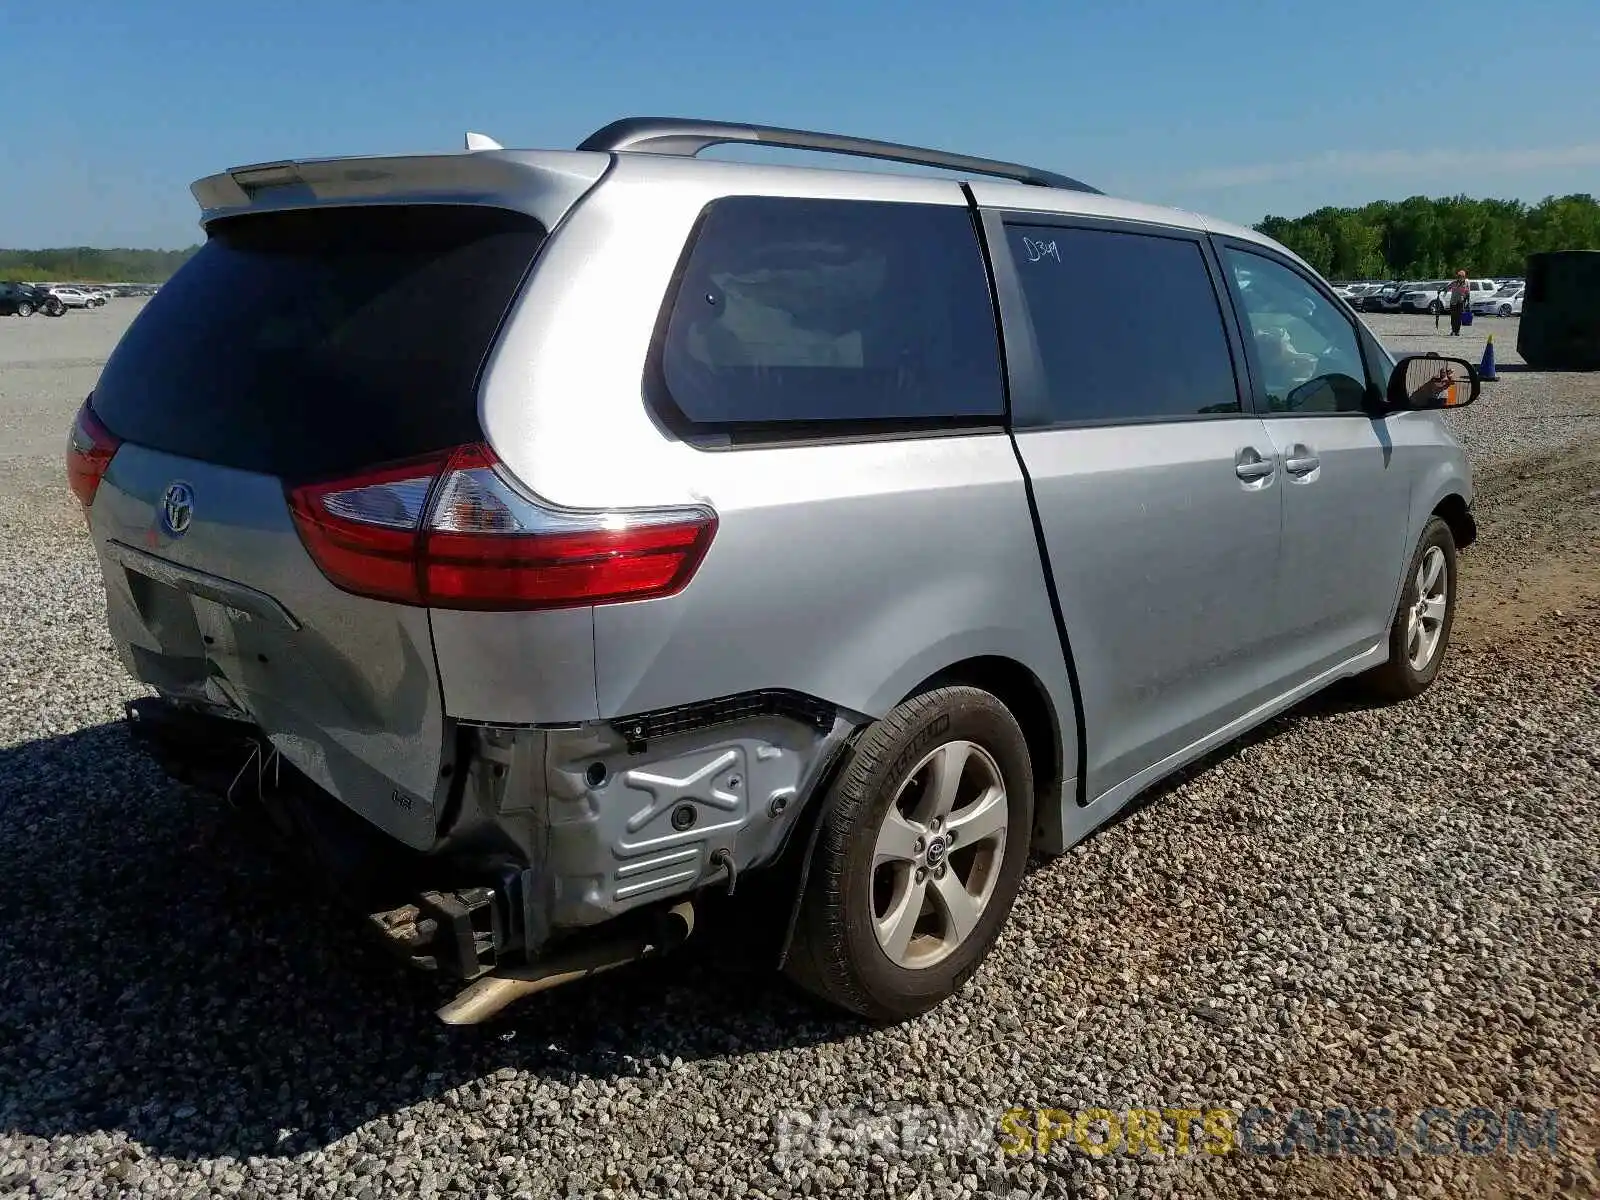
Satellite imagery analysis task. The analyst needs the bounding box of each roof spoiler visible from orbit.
[190,148,610,226]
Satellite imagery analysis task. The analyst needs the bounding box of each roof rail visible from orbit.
[577,117,1100,194]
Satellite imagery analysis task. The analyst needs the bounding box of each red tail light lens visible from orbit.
[285,454,444,604]
[286,444,718,611]
[66,398,123,510]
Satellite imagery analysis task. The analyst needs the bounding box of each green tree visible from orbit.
[0,246,198,283]
[1252,194,1599,278]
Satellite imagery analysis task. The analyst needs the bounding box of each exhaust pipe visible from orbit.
[436,901,695,1026]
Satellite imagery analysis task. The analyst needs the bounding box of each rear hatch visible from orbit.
[80,203,551,851]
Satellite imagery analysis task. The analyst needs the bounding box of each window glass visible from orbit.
[1007,224,1241,423]
[92,205,545,480]
[658,197,1003,427]
[1225,249,1371,414]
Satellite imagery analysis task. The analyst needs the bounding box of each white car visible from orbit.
[1473,288,1523,317]
[1399,282,1448,313]
[1408,280,1504,316]
[49,287,105,309]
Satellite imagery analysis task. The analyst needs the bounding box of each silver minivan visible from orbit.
[70,118,1480,1024]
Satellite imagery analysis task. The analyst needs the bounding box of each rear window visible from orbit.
[91,204,546,480]
[654,196,1004,436]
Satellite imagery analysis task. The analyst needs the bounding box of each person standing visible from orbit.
[1446,269,1471,337]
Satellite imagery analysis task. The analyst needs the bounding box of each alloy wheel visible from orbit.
[870,739,1009,970]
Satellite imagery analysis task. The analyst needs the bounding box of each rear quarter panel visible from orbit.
[478,158,1077,758]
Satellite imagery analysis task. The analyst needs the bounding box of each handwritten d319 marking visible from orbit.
[1021,236,1062,264]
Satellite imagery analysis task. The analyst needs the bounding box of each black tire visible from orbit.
[783,686,1034,1022]
[1359,516,1458,702]
[1428,300,1442,315]
[15,302,31,318]
[1498,305,1511,318]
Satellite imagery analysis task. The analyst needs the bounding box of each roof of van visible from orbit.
[193,116,1293,264]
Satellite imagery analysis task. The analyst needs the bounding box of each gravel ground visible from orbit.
[0,304,1596,1199]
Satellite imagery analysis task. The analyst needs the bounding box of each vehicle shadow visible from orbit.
[0,722,865,1162]
[0,680,1401,1161]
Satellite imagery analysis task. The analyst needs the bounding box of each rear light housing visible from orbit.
[66,397,123,511]
[287,444,718,611]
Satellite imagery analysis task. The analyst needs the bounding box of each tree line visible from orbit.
[0,246,198,284]
[1254,193,1600,281]
[6,193,1600,286]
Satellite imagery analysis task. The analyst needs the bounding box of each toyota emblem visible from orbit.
[160,481,195,537]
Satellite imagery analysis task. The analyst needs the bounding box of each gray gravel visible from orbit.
[1,304,1597,1199]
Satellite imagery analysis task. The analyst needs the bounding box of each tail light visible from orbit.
[287,443,718,611]
[66,398,123,510]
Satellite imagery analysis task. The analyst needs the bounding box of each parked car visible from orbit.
[71,117,1481,1026]
[1417,278,1498,315]
[1400,281,1449,313]
[50,286,105,309]
[1363,281,1410,312]
[1473,288,1523,317]
[0,281,65,317]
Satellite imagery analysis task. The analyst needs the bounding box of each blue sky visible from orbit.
[3,0,1597,248]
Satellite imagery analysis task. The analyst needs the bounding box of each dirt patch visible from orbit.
[1453,437,1600,650]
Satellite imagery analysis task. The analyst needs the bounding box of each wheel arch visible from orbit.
[907,655,1065,837]
[770,653,1076,971]
[1432,490,1476,550]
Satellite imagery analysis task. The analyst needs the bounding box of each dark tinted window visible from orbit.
[658,197,1003,429]
[1009,224,1241,424]
[92,205,546,480]
[1224,248,1369,414]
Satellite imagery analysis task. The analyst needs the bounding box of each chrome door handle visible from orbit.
[1285,453,1321,476]
[1235,457,1275,481]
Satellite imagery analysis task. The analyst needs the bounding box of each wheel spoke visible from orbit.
[1417,628,1439,666]
[1407,618,1423,659]
[874,809,924,867]
[930,870,982,946]
[919,741,970,823]
[1421,551,1444,596]
[1421,596,1447,623]
[948,784,1007,847]
[876,873,926,963]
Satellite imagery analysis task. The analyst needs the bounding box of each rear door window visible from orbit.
[655,196,1004,436]
[91,205,547,481]
[1004,222,1244,425]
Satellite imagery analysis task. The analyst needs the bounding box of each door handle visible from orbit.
[1235,452,1275,481]
[1284,446,1321,476]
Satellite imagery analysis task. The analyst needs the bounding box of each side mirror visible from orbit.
[1386,353,1480,412]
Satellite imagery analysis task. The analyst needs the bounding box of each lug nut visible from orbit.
[934,865,947,880]
[914,837,925,853]
[915,867,927,882]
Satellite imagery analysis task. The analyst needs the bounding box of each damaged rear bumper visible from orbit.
[124,688,856,1018]
[125,695,508,982]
